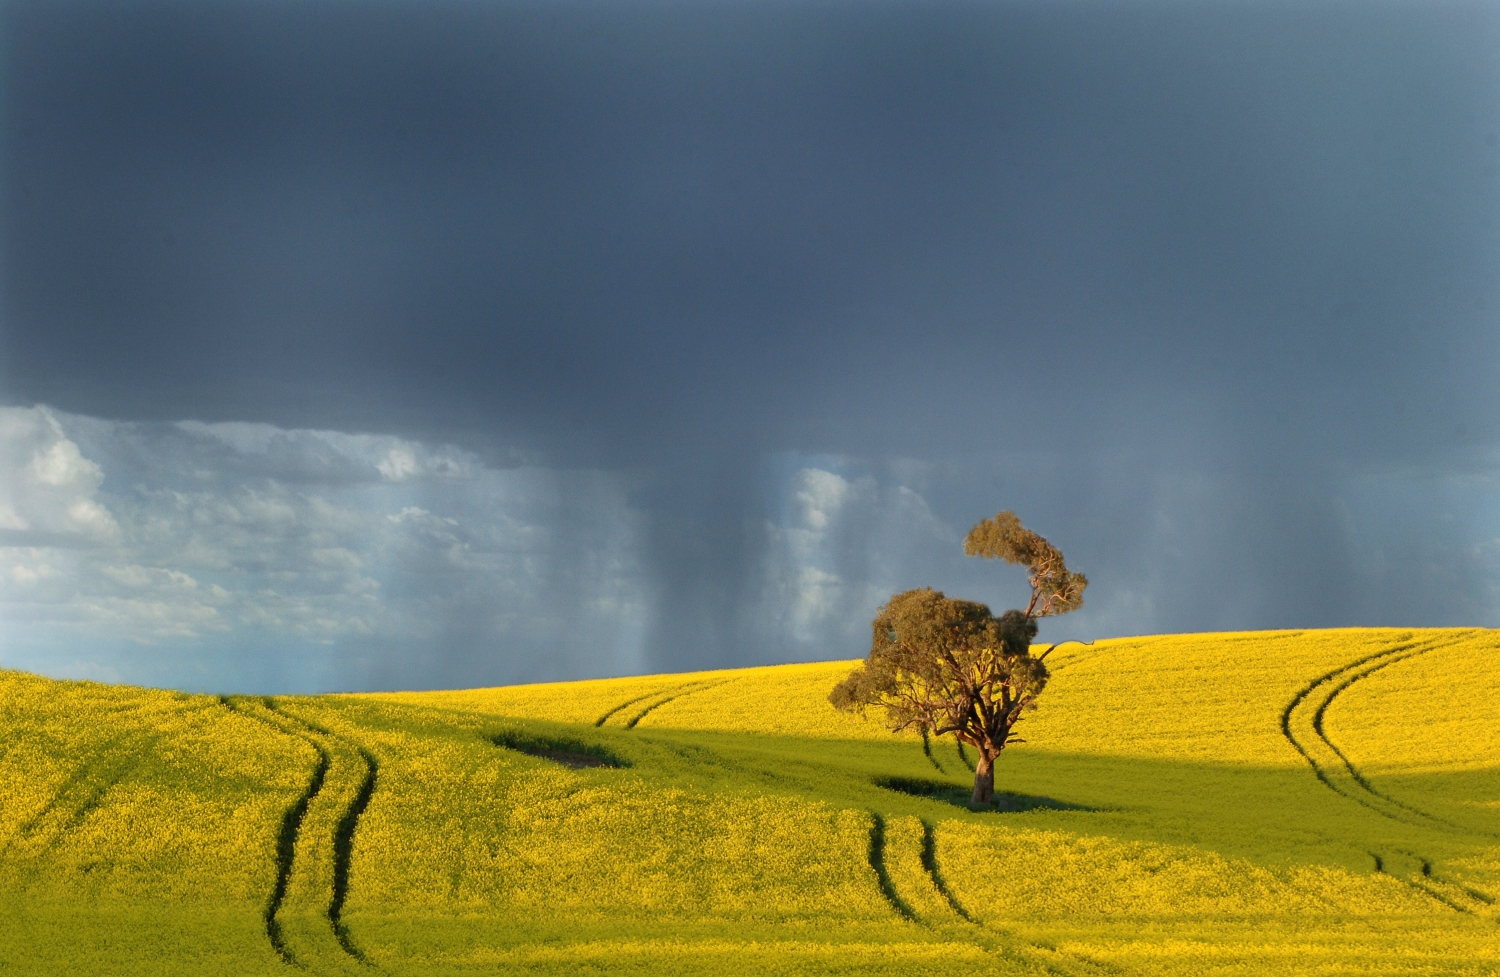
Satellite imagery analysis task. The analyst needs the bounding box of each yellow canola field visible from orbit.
[632,661,923,741]
[374,658,921,741]
[284,698,894,923]
[381,629,1492,768]
[0,671,313,976]
[1017,628,1479,767]
[1320,630,1500,776]
[1313,630,1500,842]
[0,671,309,901]
[369,667,739,726]
[937,821,1436,918]
[6,626,1500,976]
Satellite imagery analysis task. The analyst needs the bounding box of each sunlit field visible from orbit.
[3,628,1498,975]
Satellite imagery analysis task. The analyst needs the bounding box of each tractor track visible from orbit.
[593,690,667,727]
[592,679,737,729]
[1408,851,1496,910]
[1281,633,1498,917]
[623,679,735,729]
[918,818,972,922]
[1312,661,1467,831]
[222,696,332,966]
[223,695,380,969]
[870,812,1127,976]
[866,812,916,920]
[269,732,331,964]
[1281,633,1482,835]
[330,744,379,961]
[919,820,1125,975]
[3,730,149,856]
[1401,853,1480,915]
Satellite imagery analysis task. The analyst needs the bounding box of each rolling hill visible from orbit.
[2,628,1498,975]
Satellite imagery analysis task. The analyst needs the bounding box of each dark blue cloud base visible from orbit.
[2,0,1498,690]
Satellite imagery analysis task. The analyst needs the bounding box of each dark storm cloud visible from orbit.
[3,0,1499,686]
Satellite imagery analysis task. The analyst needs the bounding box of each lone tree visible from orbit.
[830,511,1087,805]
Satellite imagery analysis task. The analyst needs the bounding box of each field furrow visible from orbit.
[593,689,670,727]
[0,675,309,975]
[1281,633,1461,825]
[865,812,917,921]
[627,678,738,729]
[2,730,151,859]
[226,696,380,973]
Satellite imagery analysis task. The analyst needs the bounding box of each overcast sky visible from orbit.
[3,0,1498,693]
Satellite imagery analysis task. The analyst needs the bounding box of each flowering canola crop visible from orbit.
[3,627,1498,975]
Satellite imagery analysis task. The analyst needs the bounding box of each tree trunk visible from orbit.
[971,751,995,806]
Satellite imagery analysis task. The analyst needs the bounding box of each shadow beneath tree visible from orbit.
[874,775,1094,813]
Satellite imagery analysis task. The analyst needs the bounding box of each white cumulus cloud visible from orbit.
[0,407,118,540]
[0,406,649,691]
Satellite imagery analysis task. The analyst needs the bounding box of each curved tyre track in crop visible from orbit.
[593,690,666,727]
[870,814,1122,975]
[330,744,379,961]
[223,695,380,970]
[624,679,736,729]
[919,823,1124,975]
[1281,633,1478,834]
[866,813,916,920]
[918,819,972,923]
[1280,632,1497,915]
[2,730,150,858]
[263,723,331,964]
[1406,851,1496,913]
[592,678,737,729]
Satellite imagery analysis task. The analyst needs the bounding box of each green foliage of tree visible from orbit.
[831,512,1086,805]
[963,510,1088,619]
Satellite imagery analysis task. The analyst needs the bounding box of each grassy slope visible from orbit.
[1,628,1498,975]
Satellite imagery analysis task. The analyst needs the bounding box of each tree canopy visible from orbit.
[831,511,1085,805]
[963,510,1087,619]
